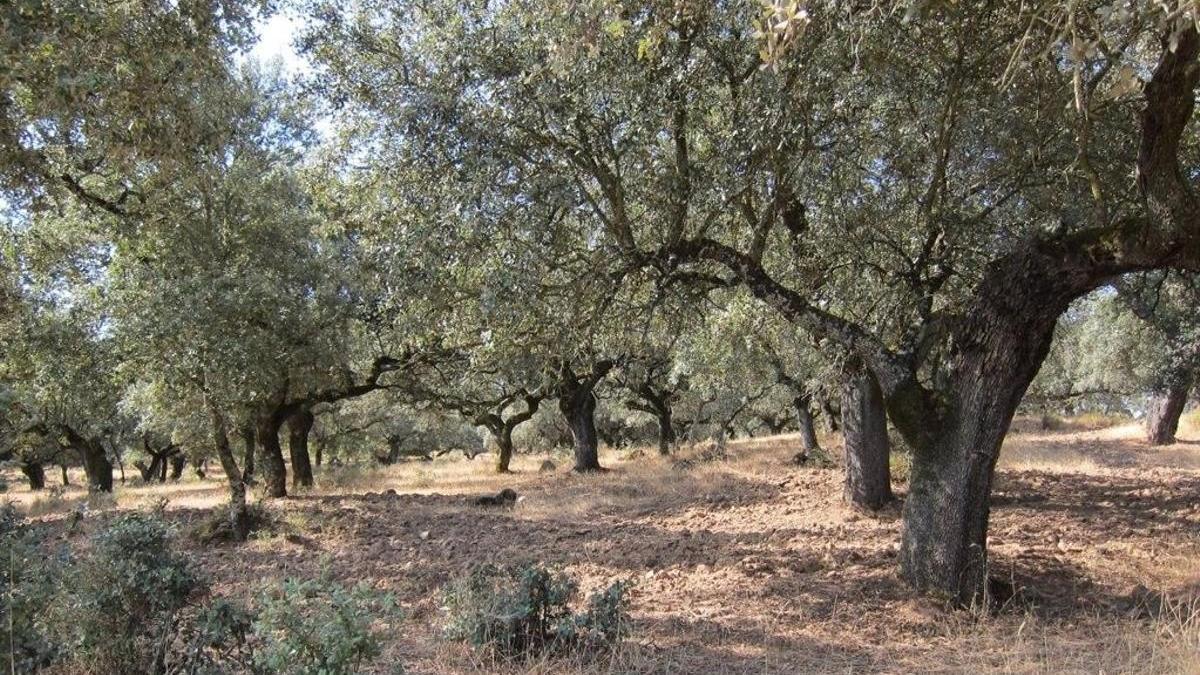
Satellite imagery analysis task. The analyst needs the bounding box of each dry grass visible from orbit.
[5,420,1199,674]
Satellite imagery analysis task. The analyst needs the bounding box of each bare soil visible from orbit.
[12,419,1200,674]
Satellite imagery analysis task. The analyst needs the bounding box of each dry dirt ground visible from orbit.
[8,417,1200,674]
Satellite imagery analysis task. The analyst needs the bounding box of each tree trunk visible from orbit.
[560,386,602,472]
[208,405,250,542]
[494,427,515,473]
[794,394,821,455]
[841,368,892,511]
[73,439,113,493]
[169,455,185,481]
[256,413,288,498]
[287,409,315,489]
[657,409,675,456]
[314,439,324,467]
[59,464,69,486]
[20,462,45,491]
[1146,373,1192,445]
[820,398,840,433]
[896,262,1068,607]
[240,424,256,484]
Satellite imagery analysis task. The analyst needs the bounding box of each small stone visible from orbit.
[419,530,430,540]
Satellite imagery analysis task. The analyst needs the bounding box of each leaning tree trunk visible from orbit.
[560,386,602,472]
[1146,373,1192,445]
[793,394,822,455]
[256,413,288,498]
[20,462,45,491]
[208,405,250,542]
[841,368,892,510]
[897,250,1075,607]
[287,409,315,489]
[240,424,256,484]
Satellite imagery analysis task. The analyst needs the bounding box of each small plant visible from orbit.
[47,512,200,674]
[441,563,630,660]
[251,568,397,675]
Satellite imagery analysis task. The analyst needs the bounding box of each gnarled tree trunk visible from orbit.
[656,408,676,456]
[560,386,601,472]
[1146,372,1192,445]
[169,454,185,481]
[21,462,45,491]
[287,409,315,489]
[256,413,288,498]
[793,394,821,455]
[841,368,891,510]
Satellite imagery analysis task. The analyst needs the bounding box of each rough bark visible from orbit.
[256,413,288,498]
[62,429,113,493]
[20,462,45,491]
[794,395,821,454]
[240,424,256,484]
[208,405,250,542]
[560,384,601,472]
[287,409,315,489]
[656,409,676,456]
[1146,374,1192,445]
[169,454,185,481]
[494,427,516,473]
[841,368,892,511]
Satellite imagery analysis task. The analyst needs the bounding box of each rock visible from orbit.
[419,530,430,540]
[538,460,557,473]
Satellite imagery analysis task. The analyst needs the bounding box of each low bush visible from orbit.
[441,563,630,660]
[250,570,398,675]
[47,512,200,674]
[0,503,59,673]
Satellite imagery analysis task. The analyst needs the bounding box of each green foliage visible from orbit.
[48,512,200,674]
[0,503,58,673]
[250,570,397,675]
[441,564,630,660]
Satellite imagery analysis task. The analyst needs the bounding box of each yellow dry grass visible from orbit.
[3,420,1198,674]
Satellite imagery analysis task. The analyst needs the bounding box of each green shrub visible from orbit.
[0,503,59,672]
[441,564,630,660]
[48,512,200,674]
[250,569,397,675]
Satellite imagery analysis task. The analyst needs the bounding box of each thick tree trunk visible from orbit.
[794,394,821,454]
[287,409,315,489]
[1146,374,1192,445]
[21,462,45,491]
[657,410,675,456]
[208,405,250,542]
[494,427,515,473]
[73,440,113,493]
[560,387,602,472]
[897,259,1067,607]
[841,368,892,511]
[240,424,256,484]
[169,454,185,481]
[256,414,288,498]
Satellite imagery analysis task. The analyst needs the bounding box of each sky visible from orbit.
[248,12,308,76]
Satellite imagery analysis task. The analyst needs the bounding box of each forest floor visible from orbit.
[7,415,1200,674]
